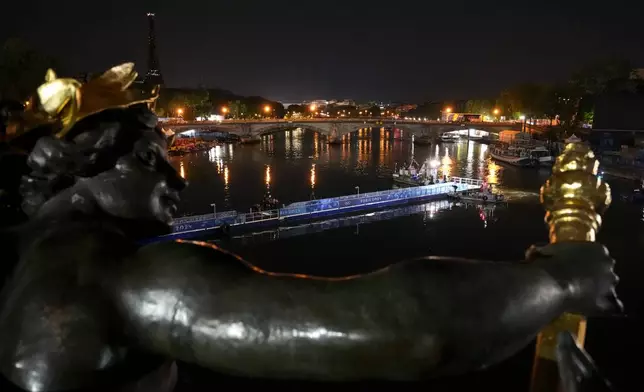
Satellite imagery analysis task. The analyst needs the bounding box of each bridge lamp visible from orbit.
[176,108,184,116]
[444,107,452,113]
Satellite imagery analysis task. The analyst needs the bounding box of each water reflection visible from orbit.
[487,161,499,184]
[440,147,452,178]
[263,164,274,207]
[310,163,316,200]
[479,143,488,160]
[357,134,371,167]
[171,129,511,214]
[378,129,388,168]
[456,141,464,162]
[341,141,349,163]
[313,133,319,158]
[479,205,492,228]
[208,146,224,173]
[263,135,275,156]
[223,165,231,209]
[422,199,451,221]
[292,128,303,158]
[285,130,292,152]
[231,199,455,247]
[466,141,474,177]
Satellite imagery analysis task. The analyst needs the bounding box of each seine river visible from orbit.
[170,128,643,391]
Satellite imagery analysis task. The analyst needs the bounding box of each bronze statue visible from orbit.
[556,331,614,392]
[0,65,620,391]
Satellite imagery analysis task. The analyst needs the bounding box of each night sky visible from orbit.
[2,0,643,102]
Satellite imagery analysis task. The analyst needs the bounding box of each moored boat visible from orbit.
[393,159,428,186]
[490,145,537,167]
[530,146,555,166]
[392,158,442,186]
[448,181,506,204]
[441,133,459,143]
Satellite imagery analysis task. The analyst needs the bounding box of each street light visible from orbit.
[309,104,317,112]
[221,107,229,114]
[355,186,360,195]
[493,108,500,116]
[264,105,271,113]
[444,107,452,113]
[176,108,184,117]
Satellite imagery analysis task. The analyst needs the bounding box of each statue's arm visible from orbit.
[111,240,614,381]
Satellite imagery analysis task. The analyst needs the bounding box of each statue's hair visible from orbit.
[20,104,165,216]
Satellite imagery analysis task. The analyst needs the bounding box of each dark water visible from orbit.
[171,128,644,391]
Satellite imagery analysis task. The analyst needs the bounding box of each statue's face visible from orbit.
[85,129,186,224]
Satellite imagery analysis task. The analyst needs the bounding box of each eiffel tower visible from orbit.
[145,13,164,86]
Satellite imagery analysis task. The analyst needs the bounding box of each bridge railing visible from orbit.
[236,209,280,224]
[451,176,484,187]
[173,210,238,225]
[170,176,484,232]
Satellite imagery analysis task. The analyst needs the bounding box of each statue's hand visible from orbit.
[526,242,622,316]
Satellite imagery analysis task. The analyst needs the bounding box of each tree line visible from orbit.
[157,88,285,120]
[409,58,642,129]
[284,104,388,118]
[0,38,285,120]
[1,38,641,128]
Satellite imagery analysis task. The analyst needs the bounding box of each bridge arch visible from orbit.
[334,123,422,139]
[162,120,519,140]
[433,125,508,137]
[252,123,332,137]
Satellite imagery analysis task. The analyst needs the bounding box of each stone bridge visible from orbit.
[162,118,521,142]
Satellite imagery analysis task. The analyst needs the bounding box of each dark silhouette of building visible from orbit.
[594,93,644,131]
[145,13,164,86]
[591,90,644,149]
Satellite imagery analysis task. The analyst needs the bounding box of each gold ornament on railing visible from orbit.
[531,141,612,392]
[540,142,611,243]
[22,63,159,139]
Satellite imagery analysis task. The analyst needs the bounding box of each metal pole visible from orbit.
[530,143,611,392]
[355,186,360,195]
[210,203,216,217]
